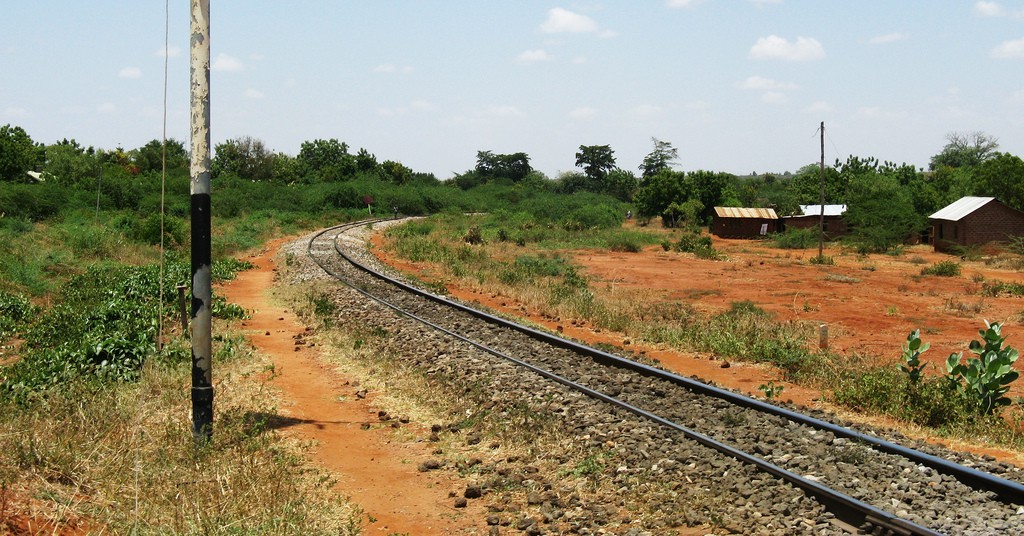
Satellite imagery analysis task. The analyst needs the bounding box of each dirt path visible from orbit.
[219,237,488,536]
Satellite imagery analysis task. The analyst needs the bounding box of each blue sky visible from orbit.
[2,1,1023,179]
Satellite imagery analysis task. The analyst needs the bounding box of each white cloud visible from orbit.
[666,0,699,7]
[118,67,142,79]
[517,49,552,63]
[803,101,833,113]
[857,106,905,120]
[749,35,825,61]
[2,107,28,118]
[974,1,1004,17]
[410,99,435,112]
[991,38,1024,58]
[685,100,710,111]
[373,63,414,74]
[97,102,116,113]
[631,104,663,117]
[739,75,797,91]
[540,8,599,34]
[212,53,243,72]
[869,32,908,45]
[749,0,783,4]
[569,107,597,119]
[487,105,524,117]
[244,88,265,99]
[572,56,589,64]
[760,92,788,104]
[155,46,180,58]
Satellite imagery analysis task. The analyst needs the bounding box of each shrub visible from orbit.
[945,321,1020,415]
[899,329,929,384]
[773,227,817,249]
[921,260,961,277]
[980,280,1024,297]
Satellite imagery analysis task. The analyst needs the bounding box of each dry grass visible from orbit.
[0,333,360,535]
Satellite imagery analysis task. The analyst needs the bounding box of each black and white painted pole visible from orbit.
[189,0,213,444]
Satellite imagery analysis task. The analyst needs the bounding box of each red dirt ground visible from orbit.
[220,238,489,535]
[369,225,1024,467]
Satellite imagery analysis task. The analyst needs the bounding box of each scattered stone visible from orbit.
[418,459,442,472]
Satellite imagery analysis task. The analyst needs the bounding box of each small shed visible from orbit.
[784,204,849,238]
[929,196,1024,253]
[711,207,779,238]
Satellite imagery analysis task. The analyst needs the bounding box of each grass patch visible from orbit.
[0,341,360,534]
[824,273,859,284]
[772,228,817,249]
[921,260,961,277]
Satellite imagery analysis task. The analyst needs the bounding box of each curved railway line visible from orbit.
[304,219,1024,535]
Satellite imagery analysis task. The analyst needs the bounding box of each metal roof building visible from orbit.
[929,196,1024,253]
[798,204,847,217]
[711,207,780,238]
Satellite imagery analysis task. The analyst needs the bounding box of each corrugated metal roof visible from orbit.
[714,207,778,219]
[929,196,995,222]
[799,204,846,217]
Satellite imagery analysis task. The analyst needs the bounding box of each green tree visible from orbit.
[132,138,188,174]
[0,124,45,182]
[639,138,679,180]
[475,150,532,181]
[603,168,639,202]
[575,144,616,185]
[929,131,999,170]
[684,170,735,222]
[379,160,412,185]
[789,162,844,204]
[297,138,357,182]
[633,169,687,224]
[212,136,275,181]
[844,173,924,253]
[44,139,101,186]
[355,148,378,173]
[973,152,1024,211]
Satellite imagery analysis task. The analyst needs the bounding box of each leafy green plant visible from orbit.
[945,321,1020,415]
[757,381,784,400]
[772,227,816,249]
[921,260,961,277]
[899,329,929,384]
[980,280,1024,297]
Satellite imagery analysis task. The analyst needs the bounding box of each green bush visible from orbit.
[945,321,1020,415]
[921,260,961,277]
[773,227,817,249]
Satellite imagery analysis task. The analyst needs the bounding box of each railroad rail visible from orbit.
[306,220,1024,535]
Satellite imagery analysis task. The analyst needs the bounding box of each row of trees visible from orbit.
[458,132,1024,252]
[5,122,1023,253]
[0,125,424,188]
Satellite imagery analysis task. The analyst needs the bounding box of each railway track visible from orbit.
[305,219,1024,535]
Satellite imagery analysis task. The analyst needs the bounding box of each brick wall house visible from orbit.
[929,196,1024,253]
[711,207,780,238]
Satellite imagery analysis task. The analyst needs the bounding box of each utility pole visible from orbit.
[189,0,213,444]
[818,121,825,260]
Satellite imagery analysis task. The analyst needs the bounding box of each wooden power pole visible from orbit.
[818,121,825,260]
[189,0,213,444]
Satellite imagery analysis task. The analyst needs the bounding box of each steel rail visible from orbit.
[323,221,1024,508]
[305,221,950,535]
